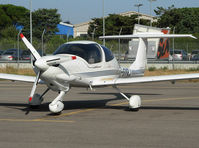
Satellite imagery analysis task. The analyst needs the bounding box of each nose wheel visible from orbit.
[49,91,66,113]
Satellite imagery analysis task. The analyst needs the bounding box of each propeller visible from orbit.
[20,33,77,111]
[20,34,44,105]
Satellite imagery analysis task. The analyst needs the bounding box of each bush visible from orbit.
[148,67,156,71]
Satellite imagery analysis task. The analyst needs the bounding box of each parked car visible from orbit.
[0,50,4,55]
[169,49,188,61]
[0,49,22,61]
[191,49,199,59]
[191,53,199,61]
[21,49,46,61]
[21,50,31,60]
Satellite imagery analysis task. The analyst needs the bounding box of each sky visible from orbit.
[1,0,199,24]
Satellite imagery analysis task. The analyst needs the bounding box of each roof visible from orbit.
[56,22,74,36]
[59,22,74,28]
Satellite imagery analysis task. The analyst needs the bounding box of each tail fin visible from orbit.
[100,33,196,74]
[129,38,147,71]
[20,33,41,60]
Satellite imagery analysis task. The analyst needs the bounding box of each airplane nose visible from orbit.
[34,58,49,71]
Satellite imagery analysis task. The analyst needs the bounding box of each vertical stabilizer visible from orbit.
[129,38,147,72]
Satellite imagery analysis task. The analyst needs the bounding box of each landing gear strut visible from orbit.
[113,86,141,111]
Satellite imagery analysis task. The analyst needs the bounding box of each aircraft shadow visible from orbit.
[79,92,162,96]
[0,92,198,114]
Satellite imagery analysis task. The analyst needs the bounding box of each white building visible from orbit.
[73,11,157,38]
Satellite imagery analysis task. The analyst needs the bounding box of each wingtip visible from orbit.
[191,35,197,39]
[20,33,24,38]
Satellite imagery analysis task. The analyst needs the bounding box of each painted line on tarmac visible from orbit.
[0,118,74,123]
[0,109,96,123]
[109,96,199,106]
[35,108,96,121]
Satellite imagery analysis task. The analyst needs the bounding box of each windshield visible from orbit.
[192,51,199,54]
[101,45,114,62]
[54,43,102,64]
[3,51,15,55]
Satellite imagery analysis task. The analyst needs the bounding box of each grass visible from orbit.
[145,69,199,83]
[145,69,199,76]
[0,66,35,76]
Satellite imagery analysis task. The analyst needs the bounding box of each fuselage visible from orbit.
[37,41,143,92]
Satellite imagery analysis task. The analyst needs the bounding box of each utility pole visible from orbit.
[41,29,45,57]
[17,29,23,68]
[148,0,156,26]
[134,3,143,24]
[103,0,105,46]
[118,27,122,66]
[172,27,175,70]
[92,28,95,41]
[30,0,33,64]
[30,0,32,44]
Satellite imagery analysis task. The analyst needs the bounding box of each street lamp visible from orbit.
[102,0,105,46]
[41,29,46,57]
[92,28,95,41]
[134,3,143,24]
[17,29,23,68]
[118,27,122,66]
[30,0,32,44]
[148,0,156,26]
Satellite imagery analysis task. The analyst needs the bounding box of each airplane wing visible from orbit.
[92,73,199,86]
[99,33,197,39]
[0,73,43,83]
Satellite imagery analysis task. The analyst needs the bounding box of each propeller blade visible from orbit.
[20,33,41,60]
[29,71,41,102]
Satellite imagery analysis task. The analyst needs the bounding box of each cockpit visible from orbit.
[54,43,102,64]
[54,42,114,64]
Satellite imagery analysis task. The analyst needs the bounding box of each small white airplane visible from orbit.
[0,32,198,114]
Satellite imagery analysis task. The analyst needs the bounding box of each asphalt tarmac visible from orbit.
[0,80,199,148]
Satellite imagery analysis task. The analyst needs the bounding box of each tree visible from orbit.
[0,26,18,39]
[0,4,29,40]
[0,4,28,32]
[88,14,151,38]
[19,8,61,41]
[155,6,199,34]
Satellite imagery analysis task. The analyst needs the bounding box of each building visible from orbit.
[120,11,157,23]
[73,11,157,38]
[56,22,74,37]
[73,21,91,38]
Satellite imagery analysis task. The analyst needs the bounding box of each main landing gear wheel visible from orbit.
[129,95,141,111]
[113,86,142,111]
